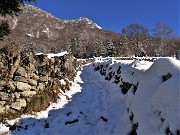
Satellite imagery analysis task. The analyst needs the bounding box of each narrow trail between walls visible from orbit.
[10,64,131,135]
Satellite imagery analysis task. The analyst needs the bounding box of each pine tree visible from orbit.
[106,41,115,57]
[50,46,56,53]
[92,38,104,57]
[119,28,129,56]
[0,20,10,40]
[67,37,85,58]
[100,44,106,57]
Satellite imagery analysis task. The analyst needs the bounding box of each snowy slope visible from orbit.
[0,57,179,135]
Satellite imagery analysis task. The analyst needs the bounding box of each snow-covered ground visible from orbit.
[35,51,68,58]
[0,57,179,135]
[93,57,180,134]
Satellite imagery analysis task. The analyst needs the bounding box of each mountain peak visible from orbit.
[23,5,102,29]
[24,4,41,12]
[75,17,102,29]
[0,4,121,57]
[78,17,91,21]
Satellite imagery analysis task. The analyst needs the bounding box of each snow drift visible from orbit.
[93,57,180,134]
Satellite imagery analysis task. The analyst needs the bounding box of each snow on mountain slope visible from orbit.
[75,17,102,29]
[0,58,179,135]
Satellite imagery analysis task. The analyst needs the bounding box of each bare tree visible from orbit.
[153,22,175,56]
[153,22,174,39]
[126,23,149,55]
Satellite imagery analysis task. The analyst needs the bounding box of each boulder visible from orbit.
[0,105,9,113]
[39,76,48,82]
[16,82,31,91]
[14,55,20,66]
[37,83,45,91]
[27,79,37,87]
[0,107,5,113]
[0,101,6,106]
[17,99,26,107]
[14,92,20,99]
[9,65,18,78]
[30,73,39,80]
[14,67,27,77]
[30,86,36,90]
[13,77,37,87]
[0,80,7,87]
[21,91,36,97]
[8,81,16,91]
[10,99,26,111]
[0,106,5,113]
[0,92,10,101]
[10,93,15,99]
[14,76,28,83]
[0,62,3,67]
[10,102,21,111]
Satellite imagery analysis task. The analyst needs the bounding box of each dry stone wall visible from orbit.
[0,48,80,117]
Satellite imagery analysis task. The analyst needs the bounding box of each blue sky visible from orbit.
[28,0,179,36]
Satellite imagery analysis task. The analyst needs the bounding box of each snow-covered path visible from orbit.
[10,64,131,134]
[2,58,179,135]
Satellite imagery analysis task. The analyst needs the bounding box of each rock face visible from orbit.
[0,48,82,116]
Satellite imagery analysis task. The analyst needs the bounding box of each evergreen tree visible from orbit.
[67,37,85,58]
[0,20,10,40]
[0,0,36,40]
[106,41,115,57]
[100,45,107,57]
[50,46,56,53]
[119,28,129,56]
[92,38,104,57]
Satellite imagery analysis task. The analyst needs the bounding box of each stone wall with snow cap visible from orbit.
[0,49,78,116]
[147,57,180,77]
[93,57,180,134]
